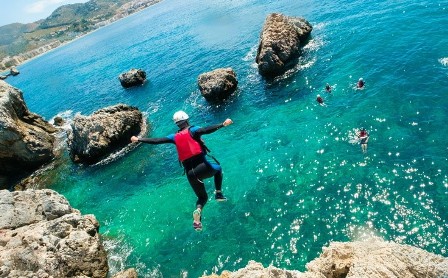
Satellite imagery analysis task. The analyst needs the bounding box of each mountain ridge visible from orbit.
[0,0,162,71]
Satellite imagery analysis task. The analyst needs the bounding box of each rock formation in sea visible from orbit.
[203,239,448,278]
[0,189,108,278]
[256,13,313,77]
[0,80,57,186]
[118,68,147,88]
[198,68,238,102]
[67,104,143,164]
[0,67,20,80]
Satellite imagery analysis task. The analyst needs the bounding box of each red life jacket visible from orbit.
[174,128,204,162]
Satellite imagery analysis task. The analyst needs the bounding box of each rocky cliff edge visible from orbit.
[203,239,448,278]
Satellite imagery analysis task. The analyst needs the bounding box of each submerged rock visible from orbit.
[0,189,108,278]
[118,68,146,88]
[112,268,138,278]
[53,116,65,127]
[198,68,238,102]
[256,13,312,77]
[67,104,143,164]
[0,80,57,181]
[203,239,448,278]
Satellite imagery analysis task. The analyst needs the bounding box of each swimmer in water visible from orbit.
[357,128,369,153]
[357,78,365,89]
[316,94,326,106]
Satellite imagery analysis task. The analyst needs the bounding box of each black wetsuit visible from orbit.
[138,124,224,208]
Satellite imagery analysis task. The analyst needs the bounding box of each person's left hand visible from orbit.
[131,136,139,143]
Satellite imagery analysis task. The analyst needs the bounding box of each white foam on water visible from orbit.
[439,57,448,66]
[92,117,149,167]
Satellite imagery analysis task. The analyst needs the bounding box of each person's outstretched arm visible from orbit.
[194,119,233,135]
[130,136,173,145]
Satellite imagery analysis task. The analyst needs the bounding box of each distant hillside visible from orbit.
[0,0,161,71]
[39,0,130,29]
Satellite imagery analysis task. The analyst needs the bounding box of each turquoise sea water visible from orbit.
[8,0,448,276]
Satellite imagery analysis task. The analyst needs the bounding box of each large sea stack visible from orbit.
[256,13,312,77]
[204,239,448,278]
[0,189,108,278]
[67,104,143,164]
[0,80,57,185]
[198,68,238,102]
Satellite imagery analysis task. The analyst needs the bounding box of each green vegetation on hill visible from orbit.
[0,0,160,70]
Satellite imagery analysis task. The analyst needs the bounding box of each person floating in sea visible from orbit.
[131,111,233,231]
[325,83,332,93]
[357,128,369,153]
[316,94,326,106]
[357,78,365,89]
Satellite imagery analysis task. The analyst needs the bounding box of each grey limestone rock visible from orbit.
[0,189,108,278]
[203,239,448,278]
[256,13,312,77]
[67,104,143,164]
[0,80,57,177]
[118,68,146,88]
[198,68,238,102]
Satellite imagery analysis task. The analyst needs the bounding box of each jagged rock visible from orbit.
[0,189,108,278]
[118,68,146,88]
[9,67,19,76]
[112,268,138,278]
[53,116,64,127]
[256,13,312,77]
[0,67,20,81]
[67,104,143,164]
[198,68,238,102]
[0,80,57,177]
[203,239,448,278]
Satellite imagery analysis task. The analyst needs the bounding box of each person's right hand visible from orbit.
[223,119,233,126]
[131,136,139,143]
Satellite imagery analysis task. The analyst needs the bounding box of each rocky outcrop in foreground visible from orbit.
[256,13,312,77]
[0,80,57,178]
[0,189,108,278]
[118,69,147,88]
[67,104,143,164]
[198,68,238,102]
[204,239,448,278]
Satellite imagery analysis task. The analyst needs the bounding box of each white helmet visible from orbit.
[173,111,189,123]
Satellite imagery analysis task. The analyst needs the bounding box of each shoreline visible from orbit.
[0,0,163,72]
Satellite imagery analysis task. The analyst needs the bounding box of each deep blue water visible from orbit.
[8,0,448,277]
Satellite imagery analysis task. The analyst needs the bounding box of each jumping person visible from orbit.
[130,111,233,231]
[357,128,369,153]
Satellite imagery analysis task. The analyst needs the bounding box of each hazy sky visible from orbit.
[0,0,89,26]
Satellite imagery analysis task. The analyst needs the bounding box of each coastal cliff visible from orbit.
[204,240,448,278]
[1,189,447,278]
[0,80,57,188]
[0,189,108,278]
